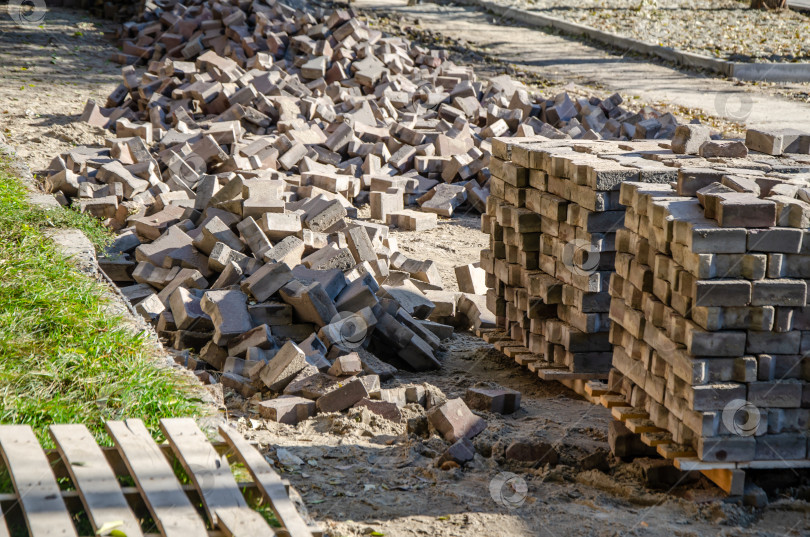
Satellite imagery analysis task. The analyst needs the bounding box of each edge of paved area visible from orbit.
[451,0,810,83]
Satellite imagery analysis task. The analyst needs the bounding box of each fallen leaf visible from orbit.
[95,520,124,536]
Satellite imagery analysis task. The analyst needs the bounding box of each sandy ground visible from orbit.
[233,335,810,537]
[0,6,118,172]
[393,212,488,291]
[1,3,810,537]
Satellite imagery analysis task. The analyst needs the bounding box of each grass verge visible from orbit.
[0,153,199,446]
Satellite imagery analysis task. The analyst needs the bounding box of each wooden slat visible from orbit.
[739,459,810,469]
[482,330,509,343]
[0,507,10,537]
[215,507,277,537]
[106,419,208,537]
[626,418,660,434]
[674,457,735,471]
[45,441,237,479]
[160,418,272,535]
[503,346,531,358]
[657,443,697,459]
[583,381,610,397]
[788,0,810,11]
[701,468,746,496]
[50,424,144,537]
[217,425,314,537]
[474,328,494,338]
[0,481,260,513]
[600,395,627,408]
[611,406,647,421]
[537,368,607,381]
[639,431,673,448]
[0,425,78,537]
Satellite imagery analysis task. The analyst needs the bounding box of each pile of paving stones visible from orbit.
[43,0,680,428]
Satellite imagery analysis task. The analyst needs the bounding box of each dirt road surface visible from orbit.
[0,6,118,172]
[237,335,810,536]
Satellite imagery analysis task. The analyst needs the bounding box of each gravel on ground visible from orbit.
[494,0,810,63]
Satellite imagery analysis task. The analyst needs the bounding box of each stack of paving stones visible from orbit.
[480,135,677,382]
[608,124,810,464]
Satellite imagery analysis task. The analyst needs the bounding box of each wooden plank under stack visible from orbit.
[481,136,676,387]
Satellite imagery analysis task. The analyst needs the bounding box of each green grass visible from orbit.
[0,154,200,446]
[253,501,283,528]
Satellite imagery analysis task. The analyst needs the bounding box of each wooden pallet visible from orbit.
[481,329,810,496]
[596,390,697,460]
[481,330,607,403]
[480,332,792,495]
[0,419,320,537]
[594,390,756,495]
[480,332,746,494]
[598,390,810,494]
